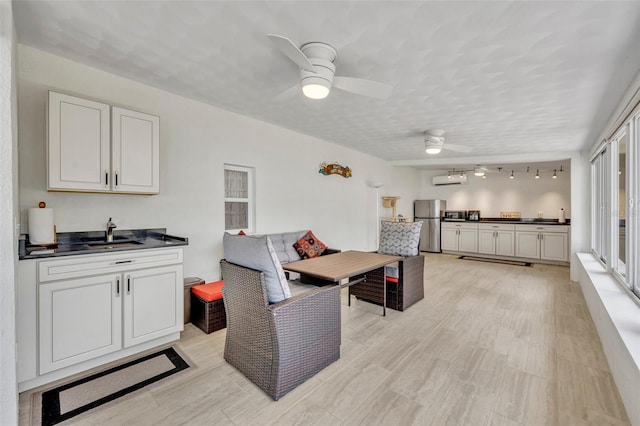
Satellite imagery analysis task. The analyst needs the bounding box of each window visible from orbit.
[224,164,254,233]
[611,127,628,280]
[591,150,607,262]
[591,104,639,298]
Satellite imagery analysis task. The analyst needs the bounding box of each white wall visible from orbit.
[419,167,571,219]
[0,1,19,423]
[17,46,421,281]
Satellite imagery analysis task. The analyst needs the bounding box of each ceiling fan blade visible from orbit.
[443,143,473,153]
[266,34,317,73]
[274,83,301,102]
[333,76,392,99]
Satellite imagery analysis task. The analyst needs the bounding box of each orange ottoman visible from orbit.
[191,280,226,334]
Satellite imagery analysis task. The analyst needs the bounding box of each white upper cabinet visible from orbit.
[112,107,160,194]
[48,92,111,192]
[48,91,160,194]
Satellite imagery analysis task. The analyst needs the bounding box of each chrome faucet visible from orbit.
[106,217,117,242]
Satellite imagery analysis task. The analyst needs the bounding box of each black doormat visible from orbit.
[37,347,190,426]
[458,255,532,267]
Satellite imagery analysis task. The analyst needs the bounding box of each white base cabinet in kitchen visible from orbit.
[441,222,478,253]
[478,224,515,257]
[515,225,569,262]
[19,248,183,391]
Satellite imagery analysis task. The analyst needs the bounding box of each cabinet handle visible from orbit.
[114,260,133,264]
[105,171,109,186]
[541,234,544,241]
[115,172,118,187]
[127,276,131,294]
[116,277,120,295]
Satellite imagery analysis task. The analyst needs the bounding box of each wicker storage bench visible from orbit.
[191,280,226,334]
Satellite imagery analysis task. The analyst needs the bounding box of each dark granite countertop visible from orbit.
[443,218,570,225]
[19,228,188,260]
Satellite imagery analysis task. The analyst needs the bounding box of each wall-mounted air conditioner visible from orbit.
[432,174,468,186]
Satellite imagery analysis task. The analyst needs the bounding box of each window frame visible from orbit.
[224,164,255,234]
[591,102,639,300]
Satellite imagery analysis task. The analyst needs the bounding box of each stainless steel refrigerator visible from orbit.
[414,199,446,253]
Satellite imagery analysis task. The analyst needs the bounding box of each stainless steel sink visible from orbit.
[87,241,143,249]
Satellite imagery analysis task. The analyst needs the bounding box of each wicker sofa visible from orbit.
[220,260,341,400]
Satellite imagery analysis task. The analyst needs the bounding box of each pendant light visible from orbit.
[509,170,515,179]
[552,169,557,179]
[535,169,540,179]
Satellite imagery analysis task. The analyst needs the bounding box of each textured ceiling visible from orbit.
[13,1,640,166]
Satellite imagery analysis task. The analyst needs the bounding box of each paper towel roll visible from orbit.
[29,207,55,244]
[558,208,566,224]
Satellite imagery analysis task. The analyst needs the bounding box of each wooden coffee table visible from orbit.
[283,250,402,316]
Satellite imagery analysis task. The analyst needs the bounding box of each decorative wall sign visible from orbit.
[319,162,352,178]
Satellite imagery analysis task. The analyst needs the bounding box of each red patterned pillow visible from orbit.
[293,231,327,259]
[237,230,246,235]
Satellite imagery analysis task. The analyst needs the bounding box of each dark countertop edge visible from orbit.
[19,228,188,260]
[442,218,570,225]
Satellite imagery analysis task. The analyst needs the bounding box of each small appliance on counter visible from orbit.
[444,210,467,221]
[467,210,481,221]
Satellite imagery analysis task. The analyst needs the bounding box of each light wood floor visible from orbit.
[19,254,629,425]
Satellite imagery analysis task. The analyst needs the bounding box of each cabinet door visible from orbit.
[112,107,160,194]
[495,231,515,256]
[477,230,496,254]
[39,274,121,374]
[123,265,183,347]
[541,232,568,261]
[458,229,478,252]
[48,91,111,191]
[515,232,540,258]
[441,228,459,251]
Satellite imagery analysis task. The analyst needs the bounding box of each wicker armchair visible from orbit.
[220,260,341,401]
[349,254,424,311]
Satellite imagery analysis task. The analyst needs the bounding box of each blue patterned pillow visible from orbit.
[378,221,422,256]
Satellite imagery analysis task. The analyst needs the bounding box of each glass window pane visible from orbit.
[618,134,627,276]
[225,202,248,230]
[225,169,248,199]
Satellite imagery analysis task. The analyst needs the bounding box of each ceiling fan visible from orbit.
[423,129,472,155]
[267,34,393,100]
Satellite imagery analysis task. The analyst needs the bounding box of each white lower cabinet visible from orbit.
[39,274,122,374]
[478,224,515,256]
[124,265,183,347]
[442,223,569,264]
[515,225,569,262]
[19,248,183,390]
[441,223,478,252]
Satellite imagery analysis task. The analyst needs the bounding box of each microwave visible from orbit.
[444,210,467,221]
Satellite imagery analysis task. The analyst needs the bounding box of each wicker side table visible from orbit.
[183,277,205,324]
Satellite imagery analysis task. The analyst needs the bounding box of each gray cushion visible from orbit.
[378,221,422,256]
[267,230,307,264]
[223,233,291,303]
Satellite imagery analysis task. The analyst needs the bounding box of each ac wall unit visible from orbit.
[432,174,468,186]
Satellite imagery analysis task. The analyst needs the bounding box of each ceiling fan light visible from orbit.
[302,82,330,99]
[425,146,441,155]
